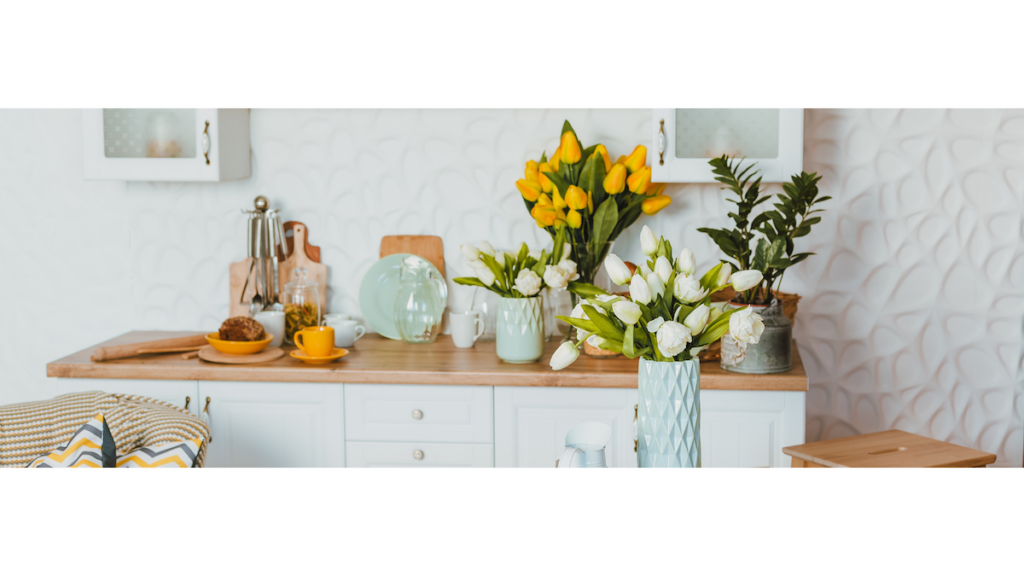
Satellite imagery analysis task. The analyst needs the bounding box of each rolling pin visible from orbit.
[92,334,210,362]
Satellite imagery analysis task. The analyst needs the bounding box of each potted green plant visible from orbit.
[697,155,829,374]
[548,227,765,467]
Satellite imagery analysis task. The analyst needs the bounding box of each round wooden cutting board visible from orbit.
[198,345,285,365]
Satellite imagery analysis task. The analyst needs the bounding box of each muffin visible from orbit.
[219,316,266,342]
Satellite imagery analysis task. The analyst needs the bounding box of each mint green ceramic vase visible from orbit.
[496,297,544,363]
[637,358,701,467]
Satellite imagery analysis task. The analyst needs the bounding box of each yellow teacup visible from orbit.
[294,326,335,357]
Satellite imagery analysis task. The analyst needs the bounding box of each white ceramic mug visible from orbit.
[450,311,485,348]
[326,319,365,348]
[322,313,351,326]
[254,311,285,348]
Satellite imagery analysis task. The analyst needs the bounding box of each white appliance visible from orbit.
[556,422,612,468]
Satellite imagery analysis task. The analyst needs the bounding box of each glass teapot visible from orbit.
[394,256,448,344]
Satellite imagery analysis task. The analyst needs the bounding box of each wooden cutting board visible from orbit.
[198,345,285,364]
[228,221,328,317]
[380,235,445,277]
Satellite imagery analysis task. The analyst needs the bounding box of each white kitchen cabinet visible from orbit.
[494,387,639,468]
[198,381,344,468]
[54,378,199,416]
[346,441,494,468]
[82,108,250,181]
[702,390,805,468]
[651,108,803,183]
[345,384,493,444]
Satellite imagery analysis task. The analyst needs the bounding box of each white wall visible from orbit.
[1,108,1020,465]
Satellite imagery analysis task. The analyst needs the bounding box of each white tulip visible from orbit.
[470,259,495,286]
[690,346,706,356]
[656,321,692,358]
[630,274,652,305]
[461,244,481,261]
[550,341,580,371]
[640,225,658,256]
[563,242,573,260]
[715,262,732,287]
[570,304,591,341]
[605,254,633,286]
[556,259,579,281]
[683,304,710,335]
[647,316,666,333]
[654,256,673,284]
[731,270,764,292]
[596,294,620,305]
[494,251,510,266]
[675,247,696,276]
[543,264,573,292]
[673,274,709,303]
[647,272,665,301]
[729,307,764,349]
[477,240,496,257]
[586,334,606,348]
[513,269,542,296]
[612,300,642,325]
[528,249,542,260]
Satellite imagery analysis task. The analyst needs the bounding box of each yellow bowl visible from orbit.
[205,333,274,355]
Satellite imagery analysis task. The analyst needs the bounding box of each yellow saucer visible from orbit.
[290,348,349,364]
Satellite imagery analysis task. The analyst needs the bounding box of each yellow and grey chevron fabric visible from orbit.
[1,391,210,468]
[27,414,116,468]
[117,438,203,468]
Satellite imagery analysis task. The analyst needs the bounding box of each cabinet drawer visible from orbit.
[346,441,494,467]
[345,384,493,443]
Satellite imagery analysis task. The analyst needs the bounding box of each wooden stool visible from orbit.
[784,430,996,468]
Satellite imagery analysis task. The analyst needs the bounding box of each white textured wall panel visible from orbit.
[0,108,1020,465]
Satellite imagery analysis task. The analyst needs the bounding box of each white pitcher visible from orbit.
[556,422,612,468]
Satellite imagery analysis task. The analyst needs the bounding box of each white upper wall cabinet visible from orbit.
[82,108,251,181]
[651,109,803,183]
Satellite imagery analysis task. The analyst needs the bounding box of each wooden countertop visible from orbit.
[46,331,808,391]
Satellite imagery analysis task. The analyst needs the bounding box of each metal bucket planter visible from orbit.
[720,300,792,374]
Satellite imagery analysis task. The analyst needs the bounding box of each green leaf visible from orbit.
[699,262,723,291]
[453,277,487,288]
[578,150,607,196]
[582,304,625,340]
[516,242,529,266]
[557,315,598,334]
[543,170,569,195]
[551,226,567,263]
[596,339,624,354]
[567,282,609,298]
[696,308,742,346]
[591,198,619,248]
[623,324,636,358]
[561,120,576,137]
[479,253,507,289]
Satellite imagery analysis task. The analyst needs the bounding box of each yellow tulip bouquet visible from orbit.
[515,120,671,297]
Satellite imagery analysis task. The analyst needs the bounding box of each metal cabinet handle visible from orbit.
[658,119,666,166]
[412,409,423,420]
[202,396,212,443]
[202,121,211,165]
[634,404,639,453]
[413,449,424,460]
[184,396,191,411]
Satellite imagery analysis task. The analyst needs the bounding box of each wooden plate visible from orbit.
[198,345,285,365]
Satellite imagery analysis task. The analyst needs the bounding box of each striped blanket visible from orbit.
[0,392,210,468]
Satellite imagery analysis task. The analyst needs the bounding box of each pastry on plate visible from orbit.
[219,316,266,342]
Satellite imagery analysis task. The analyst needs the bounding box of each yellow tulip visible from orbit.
[646,182,667,197]
[624,145,647,174]
[616,155,627,165]
[587,190,593,213]
[642,195,671,215]
[560,132,582,164]
[627,166,651,195]
[566,209,582,229]
[531,201,559,227]
[594,144,612,173]
[551,146,562,171]
[538,162,554,192]
[565,185,588,211]
[525,160,540,183]
[603,163,627,194]
[536,193,552,206]
[516,178,543,202]
[552,187,567,209]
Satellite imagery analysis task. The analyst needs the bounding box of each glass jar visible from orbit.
[282,267,320,344]
[394,256,448,344]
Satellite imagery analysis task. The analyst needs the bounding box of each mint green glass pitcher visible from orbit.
[394,256,448,344]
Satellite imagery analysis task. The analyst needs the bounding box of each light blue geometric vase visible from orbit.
[637,358,701,468]
[495,297,545,363]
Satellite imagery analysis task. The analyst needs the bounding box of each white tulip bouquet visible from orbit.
[454,227,582,297]
[550,226,766,370]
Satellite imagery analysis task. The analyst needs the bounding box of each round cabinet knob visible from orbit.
[412,409,423,420]
[413,449,424,460]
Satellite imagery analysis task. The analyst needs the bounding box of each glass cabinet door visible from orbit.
[102,109,197,159]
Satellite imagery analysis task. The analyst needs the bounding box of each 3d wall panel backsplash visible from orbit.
[0,108,1020,465]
